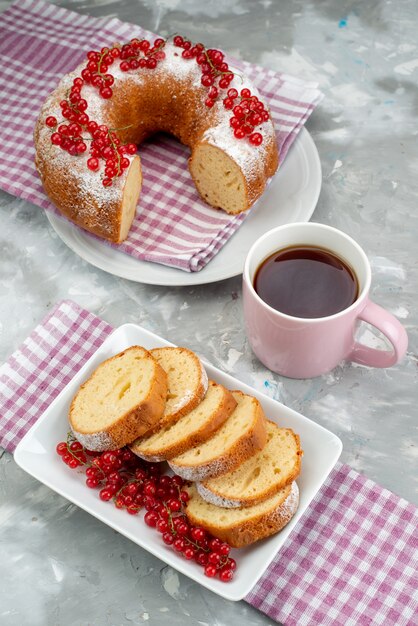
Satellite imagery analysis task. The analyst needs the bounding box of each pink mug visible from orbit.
[242,222,408,378]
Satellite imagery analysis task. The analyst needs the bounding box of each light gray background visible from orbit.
[1,1,417,625]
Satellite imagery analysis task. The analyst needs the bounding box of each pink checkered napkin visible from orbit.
[0,0,323,272]
[1,301,417,626]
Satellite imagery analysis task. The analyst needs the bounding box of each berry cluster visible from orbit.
[173,36,234,109]
[81,48,119,99]
[56,433,236,582]
[45,88,136,186]
[118,38,166,72]
[224,88,269,145]
[172,36,268,143]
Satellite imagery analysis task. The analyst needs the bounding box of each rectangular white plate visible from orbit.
[14,323,342,601]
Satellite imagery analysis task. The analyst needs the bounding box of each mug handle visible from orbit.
[349,299,408,368]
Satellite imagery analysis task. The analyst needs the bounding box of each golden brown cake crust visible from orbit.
[185,483,299,548]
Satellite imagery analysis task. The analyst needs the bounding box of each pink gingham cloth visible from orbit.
[0,0,323,272]
[1,301,417,626]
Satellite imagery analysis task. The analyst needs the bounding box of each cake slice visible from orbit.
[168,391,267,481]
[130,381,237,461]
[184,482,299,548]
[150,347,208,431]
[197,421,302,508]
[69,346,167,451]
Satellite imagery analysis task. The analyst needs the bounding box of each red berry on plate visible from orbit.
[56,442,67,455]
[219,567,234,582]
[204,564,217,578]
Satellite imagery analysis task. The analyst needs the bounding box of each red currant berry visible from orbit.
[56,442,67,455]
[241,88,251,98]
[125,143,137,155]
[102,177,113,187]
[75,142,87,153]
[70,441,83,452]
[219,77,229,89]
[209,538,222,552]
[226,557,236,571]
[156,519,169,534]
[100,86,113,99]
[219,567,233,582]
[204,564,217,578]
[233,127,245,139]
[241,124,253,135]
[154,37,165,48]
[144,481,156,497]
[183,547,196,560]
[201,74,214,87]
[78,113,89,125]
[45,116,57,128]
[86,477,99,488]
[173,538,185,552]
[190,527,206,542]
[218,542,230,556]
[143,496,156,511]
[144,510,159,527]
[195,551,209,566]
[87,157,99,171]
[205,98,215,108]
[173,35,184,47]
[208,552,221,566]
[171,475,184,488]
[227,88,238,98]
[223,97,234,109]
[51,133,62,145]
[99,488,113,501]
[127,507,139,515]
[177,522,189,537]
[81,69,92,82]
[162,532,174,545]
[167,498,181,512]
[179,490,189,503]
[146,57,157,69]
[249,132,263,146]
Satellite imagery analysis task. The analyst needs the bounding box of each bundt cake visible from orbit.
[34,35,279,243]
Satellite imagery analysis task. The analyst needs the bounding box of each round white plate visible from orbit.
[46,127,321,286]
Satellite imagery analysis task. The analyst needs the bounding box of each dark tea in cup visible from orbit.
[254,245,359,319]
[243,223,407,378]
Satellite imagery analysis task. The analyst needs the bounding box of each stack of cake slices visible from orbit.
[69,345,303,548]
